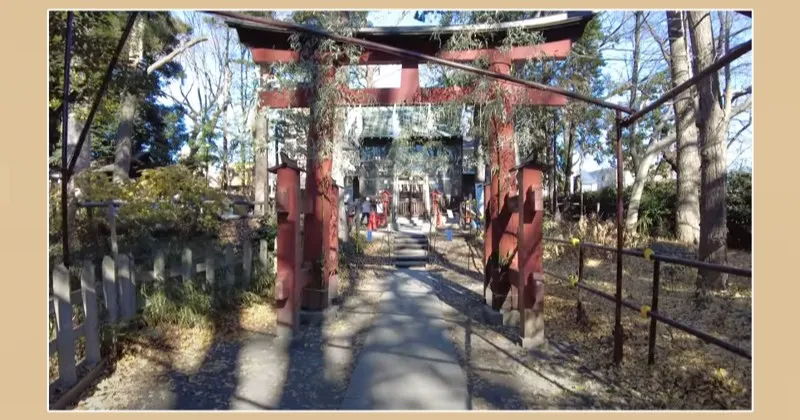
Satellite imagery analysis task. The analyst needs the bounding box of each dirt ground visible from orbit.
[429,232,752,410]
[69,241,390,410]
[64,228,751,410]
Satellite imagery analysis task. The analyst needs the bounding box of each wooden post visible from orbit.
[328,183,341,306]
[129,253,139,312]
[182,247,194,282]
[102,256,118,323]
[206,246,216,286]
[259,239,269,273]
[225,244,235,286]
[487,50,518,314]
[154,247,166,282]
[53,264,77,387]
[107,205,118,258]
[515,160,546,349]
[80,261,101,365]
[271,160,303,341]
[117,254,134,321]
[243,239,253,286]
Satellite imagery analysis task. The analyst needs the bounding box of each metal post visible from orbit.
[577,244,584,322]
[551,112,557,215]
[613,110,624,365]
[648,260,661,365]
[60,11,75,267]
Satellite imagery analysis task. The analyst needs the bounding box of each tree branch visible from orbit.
[732,86,752,102]
[147,37,208,75]
[728,113,752,148]
[643,15,672,65]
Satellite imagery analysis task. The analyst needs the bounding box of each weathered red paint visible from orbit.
[327,183,341,306]
[302,68,339,311]
[517,163,545,345]
[249,40,572,65]
[483,182,493,304]
[270,161,303,337]
[487,52,519,312]
[302,158,337,311]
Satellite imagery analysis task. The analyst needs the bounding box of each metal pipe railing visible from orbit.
[543,237,752,362]
[543,236,752,277]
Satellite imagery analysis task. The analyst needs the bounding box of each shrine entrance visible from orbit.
[396,179,426,218]
[223,9,592,345]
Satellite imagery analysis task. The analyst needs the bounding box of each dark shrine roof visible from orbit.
[224,11,594,52]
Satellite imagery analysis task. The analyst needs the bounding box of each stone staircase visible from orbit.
[393,217,429,268]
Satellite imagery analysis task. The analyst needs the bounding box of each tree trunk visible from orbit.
[112,17,145,183]
[551,113,560,221]
[626,125,685,231]
[113,92,137,182]
[688,11,729,294]
[562,119,575,198]
[668,11,701,244]
[221,110,229,191]
[66,110,91,248]
[252,103,269,217]
[622,12,644,230]
[625,152,656,231]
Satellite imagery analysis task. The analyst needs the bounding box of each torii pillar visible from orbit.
[485,51,521,322]
[302,68,339,312]
[270,160,304,341]
[515,159,547,348]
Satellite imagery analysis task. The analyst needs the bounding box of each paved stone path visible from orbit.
[341,268,469,410]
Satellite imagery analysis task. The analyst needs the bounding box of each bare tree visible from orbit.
[109,15,207,181]
[251,65,271,217]
[623,11,750,237]
[168,13,234,179]
[688,10,732,294]
[667,11,701,244]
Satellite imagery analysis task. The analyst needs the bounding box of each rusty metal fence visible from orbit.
[543,236,752,364]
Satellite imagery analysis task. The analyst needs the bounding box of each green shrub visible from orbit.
[727,171,752,250]
[564,172,752,249]
[49,166,226,261]
[636,181,676,238]
[142,279,214,327]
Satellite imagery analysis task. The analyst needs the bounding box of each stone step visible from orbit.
[394,252,428,261]
[395,260,427,268]
[394,235,428,243]
[394,250,427,258]
[395,240,426,246]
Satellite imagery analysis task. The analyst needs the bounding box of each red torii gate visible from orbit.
[225,12,591,342]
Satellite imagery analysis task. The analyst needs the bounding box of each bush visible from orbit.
[564,171,752,248]
[727,171,752,250]
[49,166,226,261]
[635,181,676,238]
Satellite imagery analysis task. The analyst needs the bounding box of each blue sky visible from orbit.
[166,10,752,174]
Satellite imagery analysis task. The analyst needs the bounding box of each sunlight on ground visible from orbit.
[585,258,602,268]
[432,233,752,409]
